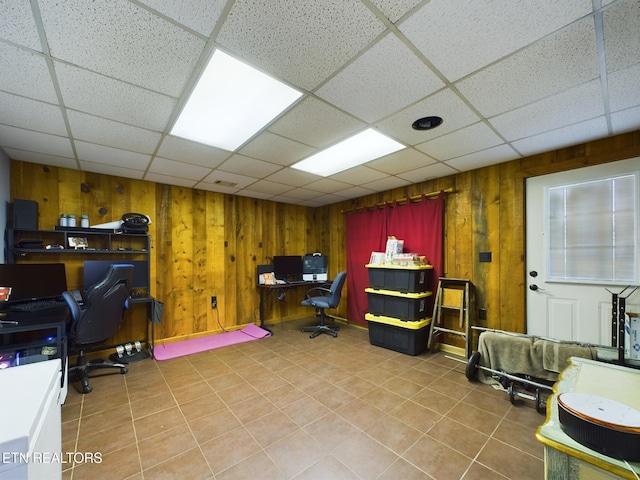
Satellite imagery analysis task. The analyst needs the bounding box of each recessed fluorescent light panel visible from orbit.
[171,50,302,151]
[292,128,405,176]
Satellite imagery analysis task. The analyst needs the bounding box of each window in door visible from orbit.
[547,172,638,284]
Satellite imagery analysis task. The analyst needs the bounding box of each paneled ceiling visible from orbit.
[1,0,639,207]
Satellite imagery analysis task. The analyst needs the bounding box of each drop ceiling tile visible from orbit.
[399,0,593,81]
[238,132,315,166]
[301,178,352,194]
[75,141,151,170]
[268,96,365,149]
[375,88,480,146]
[235,190,273,201]
[217,154,283,178]
[306,192,351,204]
[455,18,599,117]
[330,165,388,184]
[264,167,319,187]
[416,122,503,161]
[0,0,42,50]
[158,135,230,168]
[360,175,411,192]
[369,0,423,23]
[67,111,161,154]
[333,185,378,200]
[396,162,458,183]
[144,172,198,188]
[316,34,444,123]
[511,117,608,156]
[55,62,176,131]
[137,0,226,36]
[0,92,67,135]
[3,148,78,170]
[0,124,73,157]
[243,179,293,196]
[78,160,145,179]
[608,64,640,112]
[611,105,640,134]
[295,197,330,208]
[365,149,436,175]
[147,157,211,181]
[201,170,259,190]
[445,145,519,171]
[39,0,205,97]
[196,181,242,195]
[0,43,58,102]
[215,0,385,90]
[489,80,605,141]
[278,188,326,201]
[268,194,304,205]
[603,0,640,73]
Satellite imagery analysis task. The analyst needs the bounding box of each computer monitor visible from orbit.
[83,260,149,293]
[0,263,68,306]
[273,255,303,282]
[303,254,328,281]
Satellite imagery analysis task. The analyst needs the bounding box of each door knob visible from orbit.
[529,284,545,291]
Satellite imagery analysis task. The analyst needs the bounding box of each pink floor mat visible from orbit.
[153,323,271,361]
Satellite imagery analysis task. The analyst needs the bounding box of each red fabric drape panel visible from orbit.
[345,208,387,326]
[345,193,445,326]
[386,193,444,301]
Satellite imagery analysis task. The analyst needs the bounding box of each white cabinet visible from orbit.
[0,360,62,480]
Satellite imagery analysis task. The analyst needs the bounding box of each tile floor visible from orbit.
[61,318,546,480]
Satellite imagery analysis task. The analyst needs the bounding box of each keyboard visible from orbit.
[9,298,68,312]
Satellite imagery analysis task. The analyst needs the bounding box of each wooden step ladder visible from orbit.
[427,278,473,358]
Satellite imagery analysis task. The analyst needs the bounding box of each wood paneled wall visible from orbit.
[9,129,640,347]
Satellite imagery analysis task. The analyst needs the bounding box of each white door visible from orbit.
[526,157,640,346]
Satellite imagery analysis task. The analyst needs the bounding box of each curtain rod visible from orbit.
[341,187,454,214]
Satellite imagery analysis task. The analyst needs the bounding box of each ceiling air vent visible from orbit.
[214,180,238,187]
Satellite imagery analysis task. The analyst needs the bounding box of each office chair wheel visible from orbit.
[120,367,128,374]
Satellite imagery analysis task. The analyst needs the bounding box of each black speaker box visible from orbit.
[11,199,38,229]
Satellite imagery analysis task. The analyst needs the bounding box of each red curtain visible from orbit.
[345,208,387,325]
[345,193,444,326]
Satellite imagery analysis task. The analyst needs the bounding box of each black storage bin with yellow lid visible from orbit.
[366,264,432,293]
[366,314,431,356]
[366,288,432,321]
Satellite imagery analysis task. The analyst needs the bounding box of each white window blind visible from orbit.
[547,173,638,284]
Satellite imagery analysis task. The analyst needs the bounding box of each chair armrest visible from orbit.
[305,286,331,300]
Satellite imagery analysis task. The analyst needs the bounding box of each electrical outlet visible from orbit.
[211,296,217,308]
[478,308,487,320]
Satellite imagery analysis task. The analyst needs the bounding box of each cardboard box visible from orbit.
[385,237,404,264]
[366,314,431,356]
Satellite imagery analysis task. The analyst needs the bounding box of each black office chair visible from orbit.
[301,271,347,338]
[62,264,134,393]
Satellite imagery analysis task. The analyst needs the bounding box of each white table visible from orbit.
[0,360,62,480]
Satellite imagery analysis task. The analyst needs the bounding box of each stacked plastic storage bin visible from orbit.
[365,264,433,355]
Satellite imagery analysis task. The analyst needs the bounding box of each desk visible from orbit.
[128,295,159,358]
[536,357,640,479]
[0,307,68,403]
[258,281,326,334]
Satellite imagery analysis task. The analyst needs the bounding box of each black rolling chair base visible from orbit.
[301,324,339,338]
[69,357,129,393]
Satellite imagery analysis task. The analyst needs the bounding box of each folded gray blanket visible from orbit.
[476,331,597,385]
